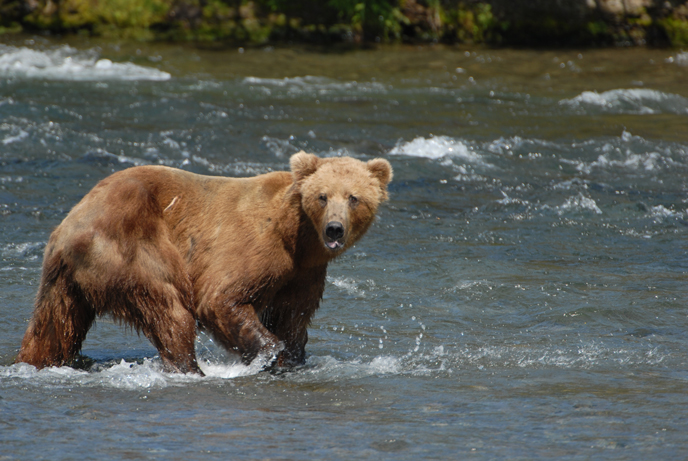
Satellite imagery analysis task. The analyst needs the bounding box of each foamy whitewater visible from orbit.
[559,88,688,114]
[0,45,170,81]
[666,51,688,66]
[1,43,687,460]
[390,135,479,161]
[242,75,388,97]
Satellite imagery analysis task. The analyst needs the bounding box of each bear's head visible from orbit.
[290,151,393,255]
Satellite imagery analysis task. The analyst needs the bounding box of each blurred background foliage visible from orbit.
[1,0,687,46]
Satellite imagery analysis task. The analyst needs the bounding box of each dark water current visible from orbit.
[1,37,688,459]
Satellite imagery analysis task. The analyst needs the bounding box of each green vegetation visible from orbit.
[1,0,688,47]
[64,0,170,39]
[660,17,688,46]
[440,2,500,44]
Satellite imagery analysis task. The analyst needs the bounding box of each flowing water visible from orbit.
[1,36,688,459]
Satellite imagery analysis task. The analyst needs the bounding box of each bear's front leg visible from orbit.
[200,302,284,366]
[274,330,308,368]
[262,267,327,369]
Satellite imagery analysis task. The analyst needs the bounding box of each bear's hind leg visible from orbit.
[141,295,202,375]
[16,277,95,369]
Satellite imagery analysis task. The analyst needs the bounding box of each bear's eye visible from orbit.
[349,195,359,206]
[318,194,327,206]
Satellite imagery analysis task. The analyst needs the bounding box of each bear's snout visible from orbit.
[324,221,345,250]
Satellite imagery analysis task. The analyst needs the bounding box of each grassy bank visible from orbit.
[1,0,687,47]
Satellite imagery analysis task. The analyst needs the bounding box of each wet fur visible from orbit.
[16,152,392,373]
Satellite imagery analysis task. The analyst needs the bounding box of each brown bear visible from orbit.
[15,152,392,374]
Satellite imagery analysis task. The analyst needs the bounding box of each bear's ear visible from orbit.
[367,158,393,186]
[290,151,320,182]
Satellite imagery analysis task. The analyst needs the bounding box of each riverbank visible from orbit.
[1,0,687,47]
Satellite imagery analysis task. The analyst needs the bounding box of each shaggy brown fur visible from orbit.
[16,152,393,374]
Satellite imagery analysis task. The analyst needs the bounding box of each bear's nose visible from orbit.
[325,221,344,241]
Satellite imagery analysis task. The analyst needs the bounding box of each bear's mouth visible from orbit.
[323,221,345,251]
[325,240,343,251]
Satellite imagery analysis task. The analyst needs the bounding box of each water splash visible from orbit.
[666,51,688,66]
[1,242,45,260]
[390,136,483,162]
[328,276,367,298]
[556,193,603,215]
[2,129,29,145]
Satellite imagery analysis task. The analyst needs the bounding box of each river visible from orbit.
[1,36,688,459]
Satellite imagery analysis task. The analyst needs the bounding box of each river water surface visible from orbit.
[1,37,688,459]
